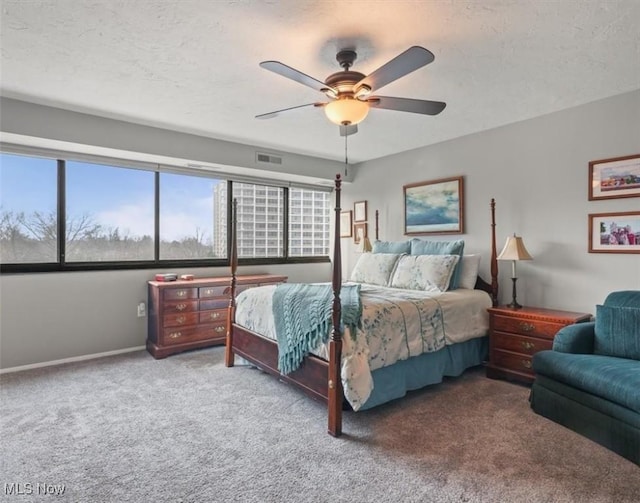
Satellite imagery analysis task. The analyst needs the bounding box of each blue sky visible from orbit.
[0,153,223,241]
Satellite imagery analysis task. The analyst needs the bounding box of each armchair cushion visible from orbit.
[594,304,640,360]
[552,322,595,354]
[532,351,640,414]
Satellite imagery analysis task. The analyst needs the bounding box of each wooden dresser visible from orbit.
[486,306,591,384]
[147,274,287,358]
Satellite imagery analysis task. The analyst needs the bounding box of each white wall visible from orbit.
[341,90,640,312]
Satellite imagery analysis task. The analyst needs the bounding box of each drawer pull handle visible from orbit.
[176,315,186,324]
[176,290,187,298]
[168,332,182,339]
[214,326,225,333]
[519,322,535,332]
[210,312,221,320]
[521,341,536,350]
[522,359,532,369]
[203,289,213,295]
[176,303,187,311]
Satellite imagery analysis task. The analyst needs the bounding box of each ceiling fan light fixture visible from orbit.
[353,84,372,99]
[324,97,369,126]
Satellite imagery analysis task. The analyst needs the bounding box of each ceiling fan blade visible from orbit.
[355,46,435,93]
[367,96,446,115]
[339,124,358,137]
[259,61,335,94]
[255,102,325,120]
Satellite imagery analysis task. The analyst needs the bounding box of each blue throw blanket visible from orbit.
[272,283,362,375]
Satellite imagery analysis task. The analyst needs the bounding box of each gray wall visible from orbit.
[341,90,640,312]
[0,264,331,369]
[2,91,639,369]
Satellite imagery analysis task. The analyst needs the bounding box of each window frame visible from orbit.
[0,150,330,274]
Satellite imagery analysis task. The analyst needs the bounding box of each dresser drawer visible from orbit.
[200,285,230,298]
[492,331,553,355]
[162,324,226,346]
[199,309,228,324]
[163,300,199,313]
[163,312,199,327]
[199,298,229,310]
[492,315,565,339]
[492,349,534,375]
[164,288,198,301]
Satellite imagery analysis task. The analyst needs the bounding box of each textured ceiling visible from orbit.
[1,1,639,164]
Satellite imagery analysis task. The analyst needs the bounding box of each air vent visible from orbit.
[256,152,283,165]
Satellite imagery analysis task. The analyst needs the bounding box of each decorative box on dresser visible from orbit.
[486,306,591,384]
[147,274,287,359]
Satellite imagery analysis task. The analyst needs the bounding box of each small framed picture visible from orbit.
[339,210,353,238]
[589,211,640,254]
[354,201,367,222]
[589,154,640,200]
[353,222,367,244]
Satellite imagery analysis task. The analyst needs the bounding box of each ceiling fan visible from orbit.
[256,46,446,136]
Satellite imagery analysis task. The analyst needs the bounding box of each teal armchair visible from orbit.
[530,291,640,465]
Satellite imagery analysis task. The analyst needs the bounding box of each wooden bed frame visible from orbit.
[225,174,499,437]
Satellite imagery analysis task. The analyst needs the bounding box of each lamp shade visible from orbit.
[497,234,533,261]
[324,98,369,125]
[356,236,372,253]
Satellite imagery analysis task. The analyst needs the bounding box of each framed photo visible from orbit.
[354,201,367,222]
[589,211,640,254]
[339,210,353,238]
[403,176,464,235]
[589,154,640,200]
[353,222,367,244]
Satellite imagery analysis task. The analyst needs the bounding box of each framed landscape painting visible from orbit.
[589,154,640,200]
[403,176,464,235]
[589,211,640,254]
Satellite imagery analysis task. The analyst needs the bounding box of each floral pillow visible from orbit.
[389,254,460,292]
[349,253,403,286]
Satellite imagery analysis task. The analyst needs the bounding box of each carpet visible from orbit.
[1,347,638,502]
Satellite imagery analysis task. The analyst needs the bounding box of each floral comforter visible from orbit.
[234,282,491,411]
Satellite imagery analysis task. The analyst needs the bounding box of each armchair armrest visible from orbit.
[552,322,595,354]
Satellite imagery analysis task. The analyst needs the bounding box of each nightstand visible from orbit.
[486,306,591,384]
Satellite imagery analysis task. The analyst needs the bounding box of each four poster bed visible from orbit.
[225,174,499,437]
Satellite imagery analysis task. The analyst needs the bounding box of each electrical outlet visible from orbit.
[137,302,146,318]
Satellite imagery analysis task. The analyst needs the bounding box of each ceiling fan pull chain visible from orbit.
[344,131,348,177]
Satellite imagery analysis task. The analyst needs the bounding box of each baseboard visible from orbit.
[0,346,146,374]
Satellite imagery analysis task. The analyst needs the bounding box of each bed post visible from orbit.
[375,209,379,241]
[490,198,499,306]
[328,174,343,437]
[225,198,238,367]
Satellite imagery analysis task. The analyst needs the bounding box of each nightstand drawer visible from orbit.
[492,349,534,375]
[492,315,565,339]
[492,331,553,355]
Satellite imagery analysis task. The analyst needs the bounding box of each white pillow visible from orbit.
[389,254,460,292]
[349,253,403,286]
[458,254,481,289]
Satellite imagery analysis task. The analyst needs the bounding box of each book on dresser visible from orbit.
[147,274,287,359]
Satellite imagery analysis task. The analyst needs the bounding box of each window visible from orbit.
[0,153,58,263]
[232,182,283,258]
[288,188,330,257]
[159,173,226,260]
[1,149,330,272]
[65,161,155,262]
